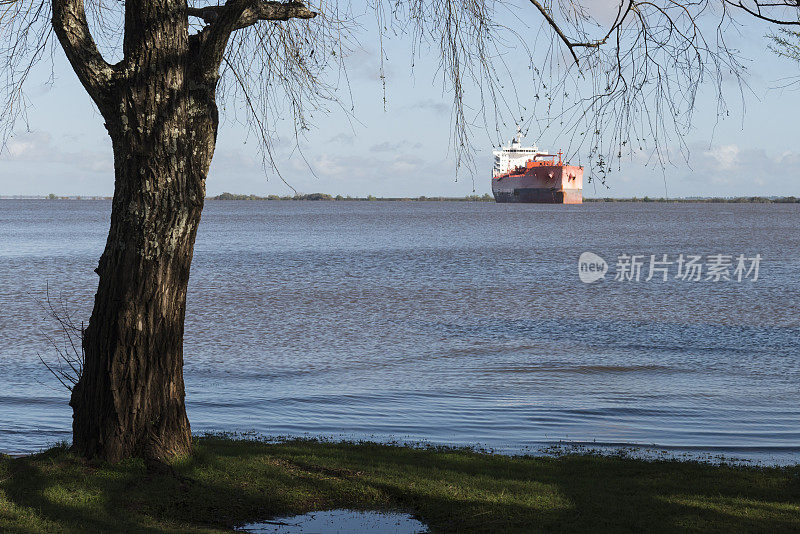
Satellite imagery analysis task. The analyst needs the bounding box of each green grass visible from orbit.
[1,436,798,533]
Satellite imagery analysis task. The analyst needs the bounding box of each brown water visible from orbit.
[1,200,798,463]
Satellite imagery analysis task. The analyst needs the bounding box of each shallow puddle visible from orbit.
[237,509,429,533]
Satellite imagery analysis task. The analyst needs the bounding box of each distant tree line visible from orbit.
[585,197,800,203]
[210,192,496,202]
[209,193,800,203]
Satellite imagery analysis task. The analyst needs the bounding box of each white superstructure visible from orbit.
[492,127,551,178]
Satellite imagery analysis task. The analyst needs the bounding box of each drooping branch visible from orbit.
[194,0,317,74]
[723,0,800,25]
[51,0,115,109]
[527,0,633,65]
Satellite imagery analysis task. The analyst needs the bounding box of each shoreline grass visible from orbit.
[1,436,799,533]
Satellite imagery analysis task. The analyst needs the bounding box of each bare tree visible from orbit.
[36,286,85,393]
[1,0,797,461]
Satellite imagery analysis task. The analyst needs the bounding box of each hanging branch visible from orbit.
[723,1,800,25]
[527,0,634,65]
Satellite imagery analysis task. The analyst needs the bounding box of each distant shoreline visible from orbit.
[1,193,798,203]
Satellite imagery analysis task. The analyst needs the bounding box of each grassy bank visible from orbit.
[1,437,798,533]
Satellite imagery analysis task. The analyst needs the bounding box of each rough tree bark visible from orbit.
[50,0,315,461]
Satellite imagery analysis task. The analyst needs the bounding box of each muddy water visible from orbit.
[1,200,798,463]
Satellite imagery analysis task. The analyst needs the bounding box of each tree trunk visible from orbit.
[69,0,219,461]
[53,0,314,462]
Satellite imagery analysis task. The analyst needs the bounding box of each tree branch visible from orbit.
[51,0,115,110]
[189,1,317,28]
[195,0,317,75]
[723,0,800,25]
[528,0,633,65]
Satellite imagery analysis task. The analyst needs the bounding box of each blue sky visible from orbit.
[1,3,799,198]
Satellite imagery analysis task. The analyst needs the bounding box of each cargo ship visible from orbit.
[491,128,582,203]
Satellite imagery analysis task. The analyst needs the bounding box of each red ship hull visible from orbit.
[492,162,583,204]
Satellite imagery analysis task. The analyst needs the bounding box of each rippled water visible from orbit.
[1,200,798,463]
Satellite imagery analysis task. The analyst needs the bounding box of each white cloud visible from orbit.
[2,131,113,173]
[311,153,352,177]
[369,140,424,153]
[369,141,395,152]
[674,142,800,194]
[389,154,424,173]
[328,133,355,145]
[594,141,800,198]
[294,152,446,192]
[407,99,449,116]
[703,144,740,170]
[345,47,396,82]
[212,149,259,173]
[6,132,53,159]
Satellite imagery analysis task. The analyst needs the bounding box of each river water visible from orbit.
[1,200,798,463]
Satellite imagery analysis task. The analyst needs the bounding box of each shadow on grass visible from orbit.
[1,437,798,533]
[259,439,800,533]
